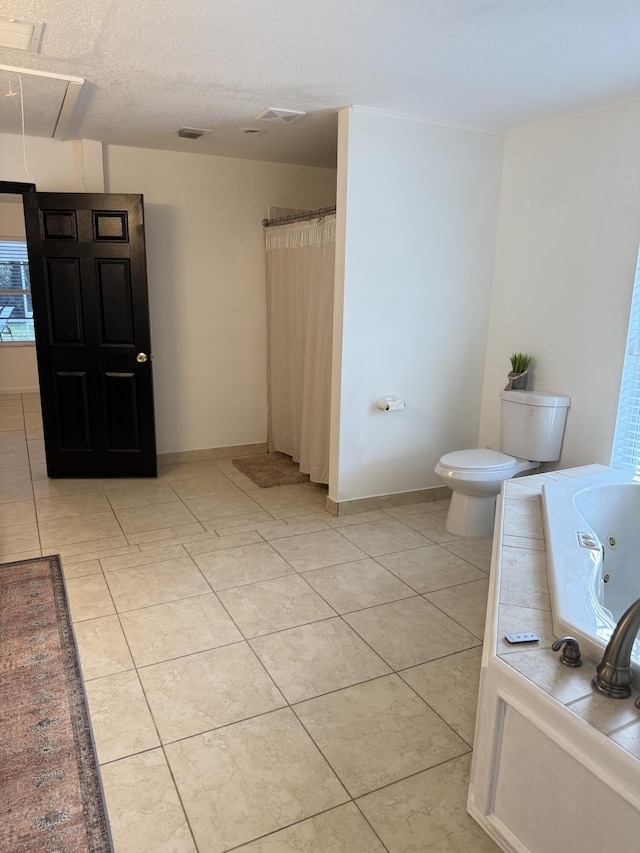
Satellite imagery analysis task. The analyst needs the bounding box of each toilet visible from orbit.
[435,389,571,537]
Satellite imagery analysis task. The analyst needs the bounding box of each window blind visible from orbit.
[612,248,640,473]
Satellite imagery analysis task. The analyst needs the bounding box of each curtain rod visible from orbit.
[262,206,336,228]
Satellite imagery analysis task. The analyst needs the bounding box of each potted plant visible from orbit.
[505,352,534,391]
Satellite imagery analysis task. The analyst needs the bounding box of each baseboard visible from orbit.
[158,442,269,465]
[326,485,452,517]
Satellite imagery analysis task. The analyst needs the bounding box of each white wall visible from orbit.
[478,101,640,468]
[330,107,504,502]
[0,197,38,392]
[105,145,336,453]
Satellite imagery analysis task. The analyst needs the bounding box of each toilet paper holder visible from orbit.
[376,395,406,412]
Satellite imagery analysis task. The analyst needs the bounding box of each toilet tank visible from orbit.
[500,390,571,461]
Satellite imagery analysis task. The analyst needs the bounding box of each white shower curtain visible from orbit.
[265,215,335,484]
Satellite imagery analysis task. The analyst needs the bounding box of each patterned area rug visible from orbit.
[0,555,113,853]
[232,451,310,488]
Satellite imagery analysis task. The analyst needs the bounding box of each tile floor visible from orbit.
[1,392,500,852]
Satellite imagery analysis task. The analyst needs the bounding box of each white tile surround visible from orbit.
[496,466,640,753]
[469,464,640,853]
[1,392,500,853]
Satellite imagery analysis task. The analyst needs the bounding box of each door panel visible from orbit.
[23,192,157,478]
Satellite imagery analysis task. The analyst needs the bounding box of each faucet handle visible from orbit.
[552,637,582,667]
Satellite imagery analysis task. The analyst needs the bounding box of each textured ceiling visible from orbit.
[0,0,639,167]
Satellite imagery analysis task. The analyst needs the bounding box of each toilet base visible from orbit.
[445,491,498,538]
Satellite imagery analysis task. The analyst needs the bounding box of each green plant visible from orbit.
[509,352,534,374]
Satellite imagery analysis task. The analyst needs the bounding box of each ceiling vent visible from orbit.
[176,127,210,140]
[254,107,306,124]
[0,15,44,52]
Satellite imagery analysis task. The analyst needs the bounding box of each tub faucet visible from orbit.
[592,595,640,699]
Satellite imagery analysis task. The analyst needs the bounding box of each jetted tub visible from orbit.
[542,468,640,685]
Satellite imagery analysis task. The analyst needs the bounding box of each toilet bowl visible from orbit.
[435,390,571,538]
[435,449,537,538]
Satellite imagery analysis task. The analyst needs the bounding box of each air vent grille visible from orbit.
[176,127,210,140]
[254,107,306,123]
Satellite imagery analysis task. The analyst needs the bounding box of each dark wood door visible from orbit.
[22,193,157,478]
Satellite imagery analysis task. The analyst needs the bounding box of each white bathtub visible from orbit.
[542,468,640,684]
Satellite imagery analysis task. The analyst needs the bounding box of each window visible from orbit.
[611,247,640,473]
[0,240,34,342]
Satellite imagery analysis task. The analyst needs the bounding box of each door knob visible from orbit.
[136,352,148,363]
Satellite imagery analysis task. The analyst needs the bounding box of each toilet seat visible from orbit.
[438,449,517,475]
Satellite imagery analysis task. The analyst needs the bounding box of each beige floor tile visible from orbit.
[84,670,160,763]
[54,537,133,562]
[100,543,187,572]
[0,464,31,484]
[170,474,243,500]
[27,437,45,451]
[65,574,115,621]
[0,430,27,454]
[140,643,286,742]
[0,499,36,528]
[184,530,262,556]
[35,492,112,521]
[165,708,348,853]
[236,803,386,852]
[337,518,432,557]
[0,418,24,432]
[295,674,469,797]
[103,481,181,509]
[120,593,242,666]
[250,617,391,703]
[105,557,211,611]
[205,511,278,534]
[357,754,500,852]
[194,541,295,590]
[400,508,462,543]
[326,509,391,528]
[158,460,221,481]
[224,470,261,491]
[184,491,263,522]
[0,481,33,504]
[26,426,44,440]
[425,578,490,640]
[61,558,103,579]
[442,535,494,573]
[0,520,40,556]
[27,449,46,467]
[126,521,207,545]
[114,500,197,535]
[257,518,331,540]
[0,548,42,562]
[32,478,106,498]
[270,530,367,572]
[344,597,480,670]
[400,646,483,746]
[218,574,336,638]
[248,482,328,510]
[377,544,487,592]
[267,499,328,519]
[74,614,134,680]
[302,558,416,613]
[0,450,29,468]
[29,462,49,480]
[39,511,122,550]
[101,749,196,853]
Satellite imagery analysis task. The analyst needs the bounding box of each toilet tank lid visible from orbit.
[500,390,571,407]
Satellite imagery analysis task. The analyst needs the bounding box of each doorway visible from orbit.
[0,183,158,478]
